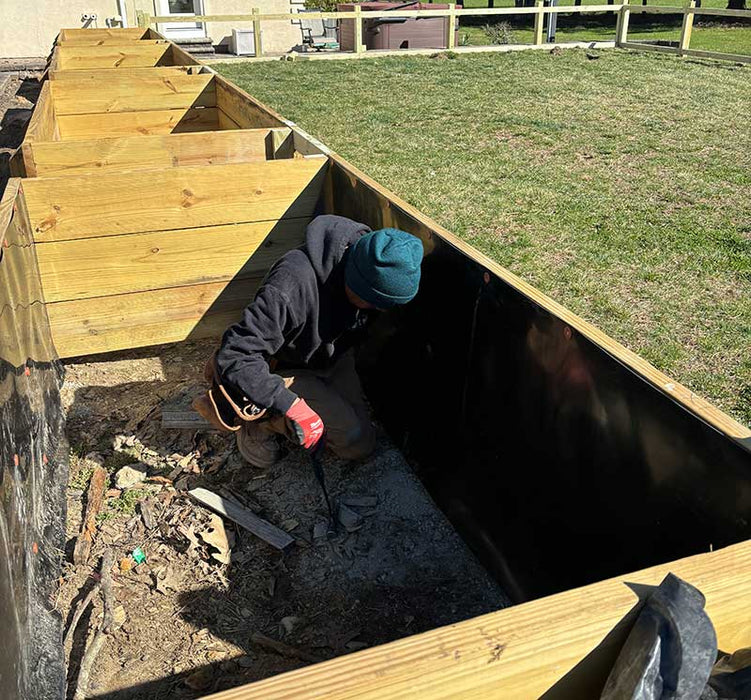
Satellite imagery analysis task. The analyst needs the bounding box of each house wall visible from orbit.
[0,0,304,59]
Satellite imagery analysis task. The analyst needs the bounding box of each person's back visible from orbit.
[195,214,424,468]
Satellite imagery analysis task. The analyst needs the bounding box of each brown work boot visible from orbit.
[236,423,280,469]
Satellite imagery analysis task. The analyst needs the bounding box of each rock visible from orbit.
[114,464,148,489]
[338,504,364,532]
[237,655,254,668]
[184,667,213,691]
[279,615,303,635]
[313,521,328,541]
[83,451,105,467]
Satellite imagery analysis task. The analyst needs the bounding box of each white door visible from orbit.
[157,0,206,39]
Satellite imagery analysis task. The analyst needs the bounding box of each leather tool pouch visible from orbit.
[193,353,268,432]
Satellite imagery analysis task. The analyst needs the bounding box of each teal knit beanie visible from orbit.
[345,228,423,309]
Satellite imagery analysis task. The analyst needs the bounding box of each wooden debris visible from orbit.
[250,632,324,664]
[340,495,378,509]
[73,465,107,566]
[199,513,231,564]
[162,408,217,431]
[64,582,99,651]
[73,551,117,700]
[139,499,156,530]
[188,487,294,552]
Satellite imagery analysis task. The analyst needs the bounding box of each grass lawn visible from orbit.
[215,50,751,426]
[457,22,751,55]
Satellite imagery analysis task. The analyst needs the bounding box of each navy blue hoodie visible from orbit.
[215,215,371,413]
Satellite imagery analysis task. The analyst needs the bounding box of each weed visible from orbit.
[482,22,516,45]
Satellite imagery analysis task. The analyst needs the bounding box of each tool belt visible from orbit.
[193,353,268,432]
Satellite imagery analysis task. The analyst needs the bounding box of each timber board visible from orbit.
[25,128,292,176]
[36,217,307,302]
[46,277,263,357]
[0,180,57,365]
[49,73,215,115]
[57,28,148,43]
[54,43,172,70]
[214,76,286,129]
[49,66,197,81]
[203,540,751,700]
[24,82,58,144]
[56,107,222,140]
[23,158,328,242]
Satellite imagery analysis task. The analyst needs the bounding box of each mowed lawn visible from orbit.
[216,50,751,426]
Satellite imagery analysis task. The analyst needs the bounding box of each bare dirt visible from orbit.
[60,339,509,699]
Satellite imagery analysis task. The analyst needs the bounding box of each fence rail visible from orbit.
[137,3,751,62]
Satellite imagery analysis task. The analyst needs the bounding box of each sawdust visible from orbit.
[60,340,508,699]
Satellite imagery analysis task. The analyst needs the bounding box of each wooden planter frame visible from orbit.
[2,28,750,700]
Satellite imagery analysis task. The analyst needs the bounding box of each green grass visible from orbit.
[216,51,751,426]
[456,18,751,56]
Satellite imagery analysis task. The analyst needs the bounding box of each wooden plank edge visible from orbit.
[189,487,295,551]
[45,275,264,358]
[200,539,751,700]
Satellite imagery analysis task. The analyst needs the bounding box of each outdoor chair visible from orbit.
[299,10,340,51]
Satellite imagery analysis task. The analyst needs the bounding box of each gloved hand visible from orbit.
[285,399,324,450]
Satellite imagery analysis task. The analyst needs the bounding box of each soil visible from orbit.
[0,70,42,192]
[59,339,509,699]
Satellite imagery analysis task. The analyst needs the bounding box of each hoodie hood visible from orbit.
[301,215,371,285]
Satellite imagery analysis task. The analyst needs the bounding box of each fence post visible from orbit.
[679,0,696,55]
[615,0,630,46]
[252,8,264,57]
[136,11,151,28]
[354,4,365,55]
[533,0,545,45]
[446,3,456,49]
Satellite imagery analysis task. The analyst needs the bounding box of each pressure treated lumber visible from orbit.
[204,540,751,700]
[45,276,263,357]
[25,128,292,176]
[23,158,328,241]
[23,82,58,143]
[56,36,157,47]
[57,107,221,140]
[57,28,148,43]
[0,180,57,365]
[54,43,171,70]
[49,74,215,115]
[189,487,295,551]
[215,76,286,129]
[35,217,307,301]
[49,66,197,81]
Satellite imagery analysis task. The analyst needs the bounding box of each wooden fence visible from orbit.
[137,3,751,63]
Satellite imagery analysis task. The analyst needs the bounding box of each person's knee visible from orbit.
[329,420,376,461]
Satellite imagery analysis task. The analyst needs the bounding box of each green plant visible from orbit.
[305,0,339,11]
[99,489,148,520]
[482,22,516,45]
[458,32,471,46]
